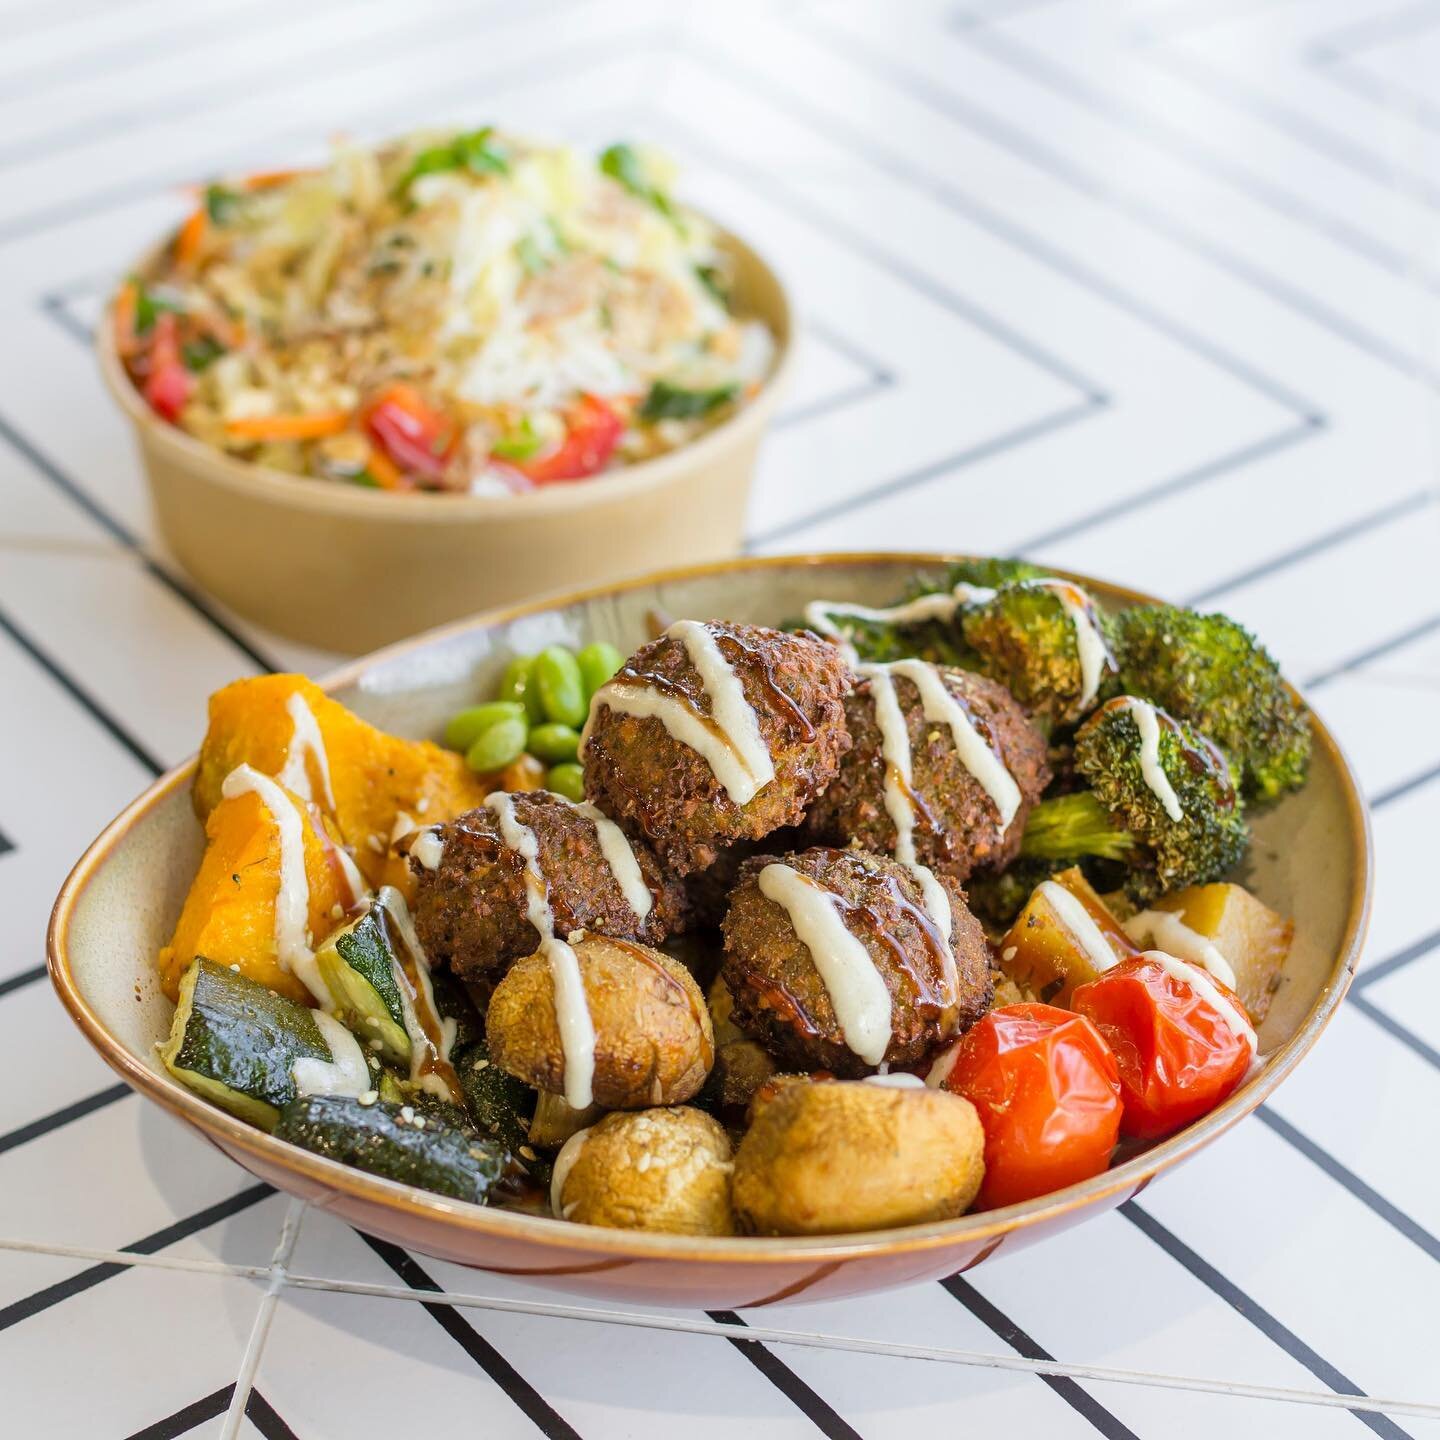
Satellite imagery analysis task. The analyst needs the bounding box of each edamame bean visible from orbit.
[527,723,582,763]
[546,762,586,802]
[465,715,528,774]
[444,701,526,753]
[497,656,546,724]
[534,646,587,727]
[576,641,624,698]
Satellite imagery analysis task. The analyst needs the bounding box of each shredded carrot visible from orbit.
[363,445,408,490]
[113,282,140,358]
[175,207,208,269]
[246,168,305,191]
[225,411,352,442]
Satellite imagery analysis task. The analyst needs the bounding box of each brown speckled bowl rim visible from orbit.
[96,223,796,522]
[47,552,1372,1264]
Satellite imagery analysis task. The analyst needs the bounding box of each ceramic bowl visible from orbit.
[97,230,794,654]
[48,554,1370,1307]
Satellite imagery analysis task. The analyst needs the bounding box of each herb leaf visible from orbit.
[694,263,728,304]
[599,143,676,221]
[398,127,509,193]
[204,185,243,224]
[182,335,225,372]
[639,380,738,423]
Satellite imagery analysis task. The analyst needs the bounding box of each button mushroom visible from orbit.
[732,1079,985,1235]
[551,1107,735,1234]
[487,933,714,1109]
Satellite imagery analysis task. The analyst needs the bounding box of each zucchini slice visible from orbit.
[454,1040,536,1158]
[314,904,411,1066]
[273,1095,512,1203]
[159,958,333,1130]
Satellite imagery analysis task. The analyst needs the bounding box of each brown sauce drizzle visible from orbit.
[382,906,463,1102]
[717,629,816,741]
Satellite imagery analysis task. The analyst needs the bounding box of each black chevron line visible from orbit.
[1352,927,1440,993]
[1120,1203,1414,1439]
[802,14,1440,384]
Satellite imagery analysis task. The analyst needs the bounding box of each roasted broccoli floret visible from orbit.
[1018,696,1248,902]
[961,578,1120,723]
[1112,605,1310,802]
[943,557,1046,590]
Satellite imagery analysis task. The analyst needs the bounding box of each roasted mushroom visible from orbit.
[720,847,993,1076]
[731,1078,985,1234]
[581,621,853,874]
[487,933,714,1109]
[550,1107,735,1234]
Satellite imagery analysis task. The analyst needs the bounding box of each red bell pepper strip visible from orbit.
[514,394,622,484]
[364,384,455,481]
[142,313,193,422]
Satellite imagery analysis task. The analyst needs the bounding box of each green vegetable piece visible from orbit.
[515,235,548,276]
[444,701,526,753]
[576,641,624,697]
[466,714,528,774]
[273,1095,512,1204]
[527,723,581,763]
[490,416,545,462]
[204,184,243,224]
[598,142,676,221]
[1112,604,1311,802]
[497,655,545,723]
[694,262,728,304]
[182,335,225,372]
[1019,699,1249,903]
[398,127,508,193]
[454,1041,539,1161]
[132,281,182,336]
[426,965,484,1053]
[314,905,411,1068]
[159,958,332,1131]
[533,646,587,727]
[546,762,586,803]
[639,380,739,424]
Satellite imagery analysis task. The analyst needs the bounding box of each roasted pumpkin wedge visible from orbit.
[157,780,356,1003]
[192,673,491,884]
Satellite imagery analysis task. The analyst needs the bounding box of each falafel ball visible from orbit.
[411,791,689,983]
[581,621,853,875]
[804,664,1049,881]
[720,847,993,1077]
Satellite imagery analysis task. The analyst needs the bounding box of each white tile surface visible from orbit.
[3,0,1440,1437]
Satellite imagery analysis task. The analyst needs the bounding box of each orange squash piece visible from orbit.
[999,866,1137,1006]
[192,674,491,885]
[157,785,353,1003]
[1153,883,1292,1025]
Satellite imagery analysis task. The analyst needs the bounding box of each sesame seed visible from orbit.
[567,929,585,944]
[400,1105,415,1123]
[358,1089,379,1106]
[519,1145,537,1161]
[366,834,385,854]
[1002,946,1016,961]
[330,903,344,920]
[229,963,241,972]
[366,1015,380,1027]
[473,1058,489,1070]
[416,797,430,815]
[413,1114,427,1129]
[369,1038,383,1052]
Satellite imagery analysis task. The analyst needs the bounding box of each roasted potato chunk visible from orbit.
[732,1080,985,1235]
[998,866,1135,1006]
[552,1107,734,1235]
[487,934,714,1109]
[1150,883,1292,1024]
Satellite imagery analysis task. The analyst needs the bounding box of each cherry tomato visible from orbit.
[141,312,193,422]
[515,394,622,483]
[365,383,455,481]
[934,1003,1121,1209]
[1071,956,1252,1141]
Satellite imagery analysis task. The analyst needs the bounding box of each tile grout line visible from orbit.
[219,1197,306,1440]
